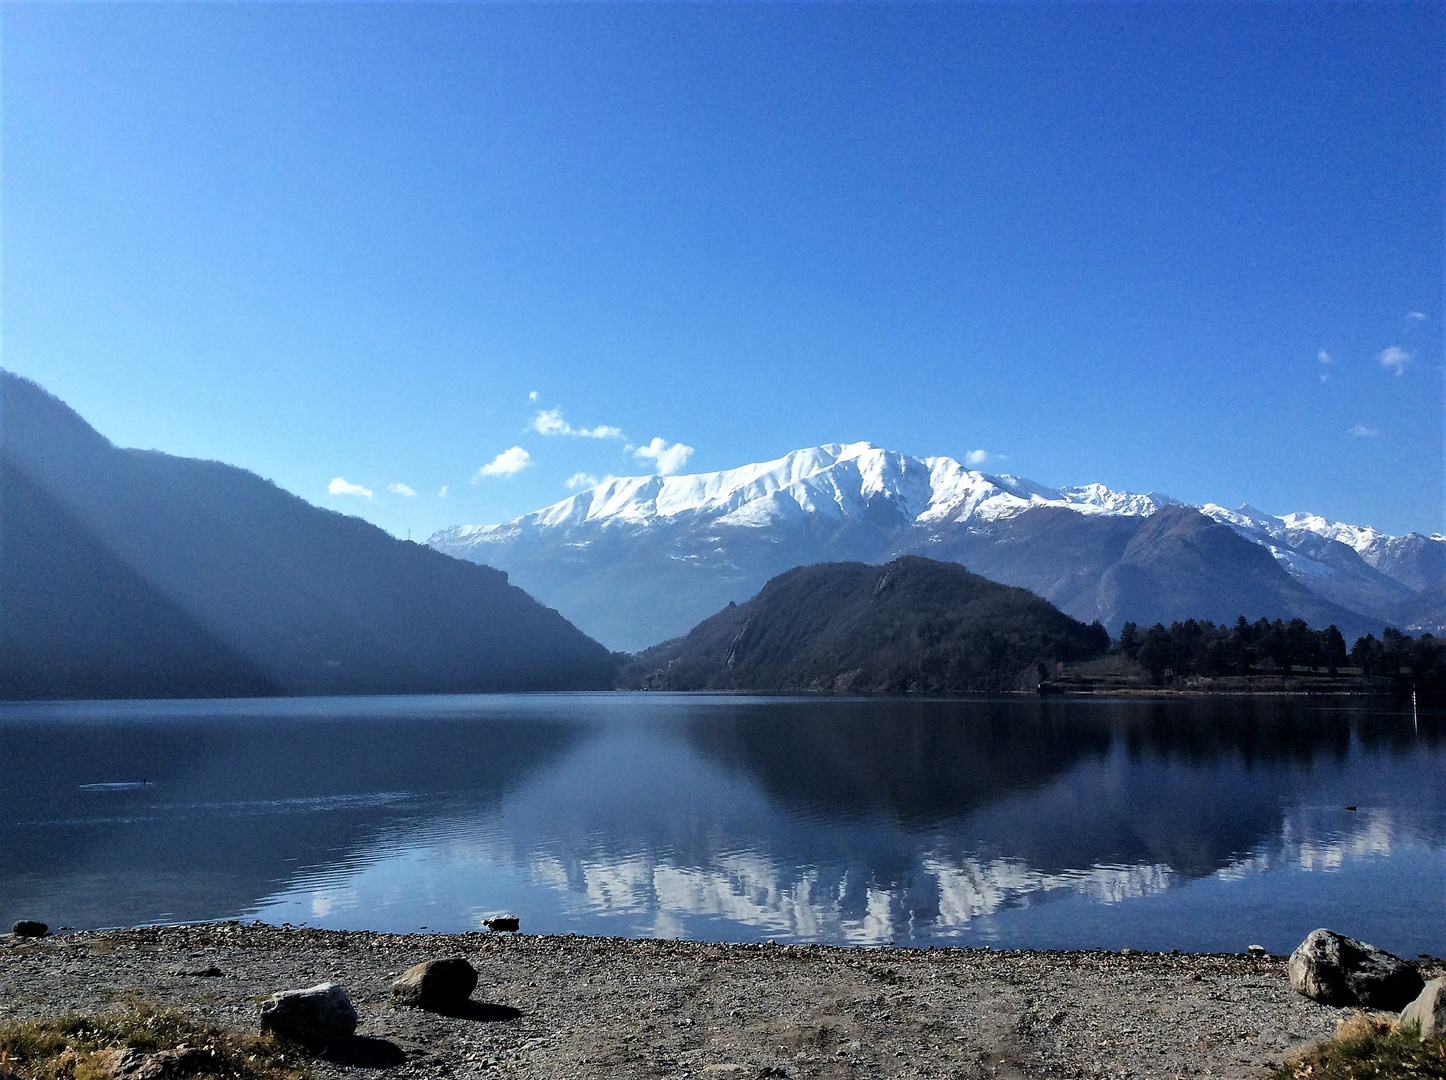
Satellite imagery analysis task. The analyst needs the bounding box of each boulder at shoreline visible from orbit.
[390,957,478,1012]
[258,982,357,1048]
[1400,978,1446,1040]
[1287,928,1425,1010]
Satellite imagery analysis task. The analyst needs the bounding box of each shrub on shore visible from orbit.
[1274,1012,1446,1080]
[0,1001,308,1080]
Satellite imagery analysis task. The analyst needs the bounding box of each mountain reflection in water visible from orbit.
[0,694,1440,954]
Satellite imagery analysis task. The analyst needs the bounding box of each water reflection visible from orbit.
[0,695,1440,954]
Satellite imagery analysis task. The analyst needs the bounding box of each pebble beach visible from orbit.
[9,924,1438,1080]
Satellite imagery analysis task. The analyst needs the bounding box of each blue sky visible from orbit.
[3,2,1441,539]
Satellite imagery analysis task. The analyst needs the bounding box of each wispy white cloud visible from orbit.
[1407,311,1426,323]
[566,472,604,490]
[328,477,372,499]
[528,390,539,401]
[438,486,450,498]
[634,437,694,476]
[387,482,417,497]
[1377,346,1410,375]
[530,408,624,440]
[1348,423,1379,438]
[964,449,990,467]
[1317,349,1332,365]
[475,446,532,479]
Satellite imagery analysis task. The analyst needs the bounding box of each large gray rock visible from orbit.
[259,982,357,1048]
[390,957,478,1012]
[1400,977,1446,1040]
[1287,928,1425,1010]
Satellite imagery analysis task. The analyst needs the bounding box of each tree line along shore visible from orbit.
[1043,617,1444,698]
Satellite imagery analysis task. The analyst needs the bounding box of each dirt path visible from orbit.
[5,924,1426,1080]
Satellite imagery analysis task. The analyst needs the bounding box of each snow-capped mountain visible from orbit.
[440,442,1178,542]
[430,442,1444,652]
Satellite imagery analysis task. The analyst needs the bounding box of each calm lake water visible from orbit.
[1,694,1441,956]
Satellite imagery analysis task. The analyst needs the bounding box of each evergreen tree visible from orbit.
[1322,625,1347,677]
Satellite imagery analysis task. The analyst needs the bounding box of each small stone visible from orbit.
[1400,977,1446,1040]
[259,982,357,1048]
[482,916,519,933]
[11,920,47,938]
[390,958,478,1012]
[1288,929,1424,1010]
[1248,945,1267,957]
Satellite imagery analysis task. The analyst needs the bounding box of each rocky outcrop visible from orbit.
[1400,978,1446,1040]
[1287,929,1425,1010]
[258,982,357,1048]
[11,920,47,937]
[390,958,478,1012]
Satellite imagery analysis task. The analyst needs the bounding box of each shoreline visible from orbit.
[9,924,1440,1080]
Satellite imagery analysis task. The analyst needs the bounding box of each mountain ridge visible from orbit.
[1,371,619,699]
[430,442,1443,651]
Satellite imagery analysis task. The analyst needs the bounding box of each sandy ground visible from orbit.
[4,925,1437,1080]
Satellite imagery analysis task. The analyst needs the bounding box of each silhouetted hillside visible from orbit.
[0,371,618,699]
[624,556,1110,692]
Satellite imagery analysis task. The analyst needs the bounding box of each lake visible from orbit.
[1,694,1441,956]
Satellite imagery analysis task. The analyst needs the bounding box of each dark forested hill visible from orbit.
[0,371,618,699]
[623,556,1110,693]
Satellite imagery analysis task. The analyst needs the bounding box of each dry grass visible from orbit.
[0,1001,308,1080]
[1273,1012,1446,1080]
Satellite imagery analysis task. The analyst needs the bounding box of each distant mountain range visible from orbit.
[1,372,617,699]
[623,556,1111,693]
[430,442,1444,652]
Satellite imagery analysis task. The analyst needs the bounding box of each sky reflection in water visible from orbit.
[1,694,1440,955]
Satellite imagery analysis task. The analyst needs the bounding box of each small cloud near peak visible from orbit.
[530,408,624,440]
[387,483,417,497]
[634,437,694,476]
[1407,311,1426,323]
[475,446,532,479]
[567,472,614,490]
[329,477,372,499]
[1317,350,1332,365]
[1377,346,1410,375]
[528,390,539,401]
[438,486,450,498]
[1348,424,1379,438]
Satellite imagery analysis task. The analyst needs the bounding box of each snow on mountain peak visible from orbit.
[434,443,1203,549]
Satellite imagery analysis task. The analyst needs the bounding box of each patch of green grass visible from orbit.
[0,1001,308,1080]
[1274,1012,1446,1080]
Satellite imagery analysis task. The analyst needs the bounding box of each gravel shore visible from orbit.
[4,925,1438,1080]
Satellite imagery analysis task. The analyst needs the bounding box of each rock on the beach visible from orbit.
[258,982,357,1047]
[12,920,47,937]
[1287,929,1425,1010]
[1400,978,1446,1040]
[99,1047,211,1080]
[391,957,478,1011]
